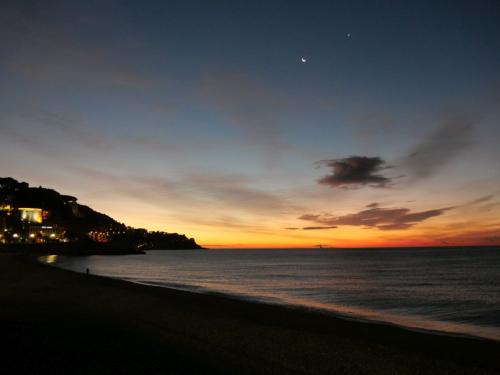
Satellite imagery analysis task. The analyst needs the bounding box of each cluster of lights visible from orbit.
[89,230,127,235]
[1,205,64,245]
[0,230,59,242]
[88,230,112,243]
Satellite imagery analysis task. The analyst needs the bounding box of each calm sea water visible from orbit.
[41,247,500,341]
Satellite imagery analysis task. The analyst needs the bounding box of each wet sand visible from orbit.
[1,252,499,374]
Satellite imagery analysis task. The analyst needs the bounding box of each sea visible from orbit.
[40,247,500,341]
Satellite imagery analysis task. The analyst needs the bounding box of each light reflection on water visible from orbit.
[41,247,500,341]
[41,254,59,264]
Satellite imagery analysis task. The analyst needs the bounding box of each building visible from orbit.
[0,217,6,244]
[0,206,53,243]
[19,208,43,224]
[27,224,64,243]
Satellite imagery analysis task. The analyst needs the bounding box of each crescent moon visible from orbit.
[301,57,307,63]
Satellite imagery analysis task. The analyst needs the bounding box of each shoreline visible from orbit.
[145,285,500,344]
[2,251,499,374]
[64,265,500,344]
[42,250,500,343]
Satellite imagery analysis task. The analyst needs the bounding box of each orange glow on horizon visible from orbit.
[105,209,499,249]
[54,185,500,250]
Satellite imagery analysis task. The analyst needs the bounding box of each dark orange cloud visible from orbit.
[437,226,500,246]
[302,226,338,230]
[299,205,454,231]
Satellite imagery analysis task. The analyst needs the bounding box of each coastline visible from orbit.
[51,259,499,343]
[2,252,499,374]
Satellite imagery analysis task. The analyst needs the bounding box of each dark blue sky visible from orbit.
[1,0,499,247]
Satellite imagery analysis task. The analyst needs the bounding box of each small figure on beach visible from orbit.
[86,268,90,275]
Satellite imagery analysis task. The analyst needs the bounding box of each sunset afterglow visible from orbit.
[1,1,499,248]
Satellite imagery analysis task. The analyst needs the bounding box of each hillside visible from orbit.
[0,177,202,251]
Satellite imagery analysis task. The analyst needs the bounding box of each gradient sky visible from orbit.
[1,0,500,248]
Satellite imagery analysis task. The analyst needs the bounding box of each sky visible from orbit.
[1,0,499,248]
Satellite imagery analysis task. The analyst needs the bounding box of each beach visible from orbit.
[1,252,499,375]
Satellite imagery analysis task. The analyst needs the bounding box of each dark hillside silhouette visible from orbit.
[0,177,202,252]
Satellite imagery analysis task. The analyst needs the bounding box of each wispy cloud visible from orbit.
[404,116,474,179]
[437,224,500,245]
[18,109,107,150]
[198,72,293,153]
[0,7,152,89]
[302,226,338,230]
[197,72,336,158]
[1,106,180,161]
[470,194,495,205]
[184,174,293,214]
[315,116,475,191]
[299,204,454,231]
[74,168,295,218]
[454,193,500,214]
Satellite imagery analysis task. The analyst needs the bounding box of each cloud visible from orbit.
[74,168,295,217]
[0,7,151,88]
[197,72,335,158]
[351,110,395,141]
[20,109,107,150]
[453,193,500,215]
[436,225,500,245]
[316,117,475,190]
[1,106,181,162]
[184,174,292,213]
[299,205,454,231]
[198,72,294,154]
[471,194,495,205]
[405,116,474,179]
[302,226,337,230]
[175,214,269,232]
[316,156,392,189]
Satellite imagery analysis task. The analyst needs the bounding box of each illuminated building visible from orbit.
[0,206,10,242]
[27,225,63,243]
[0,204,12,212]
[88,230,110,243]
[19,208,43,224]
[0,219,5,243]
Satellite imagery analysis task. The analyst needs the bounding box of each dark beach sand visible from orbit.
[1,253,499,375]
